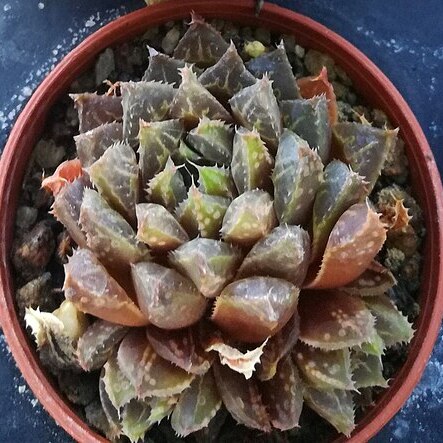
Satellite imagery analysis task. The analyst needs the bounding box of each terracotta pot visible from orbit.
[0,1,442,442]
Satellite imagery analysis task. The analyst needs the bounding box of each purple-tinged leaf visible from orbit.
[213,362,271,432]
[146,325,212,375]
[176,185,230,239]
[221,190,277,247]
[79,189,149,269]
[261,356,303,430]
[310,160,368,263]
[212,277,299,343]
[303,386,355,437]
[173,13,229,67]
[298,290,376,351]
[364,294,414,347]
[294,342,354,390]
[171,371,222,437]
[231,127,273,194]
[199,41,256,104]
[131,262,207,329]
[186,117,234,165]
[70,93,122,133]
[272,130,324,226]
[63,249,149,327]
[333,122,398,193]
[257,313,300,381]
[246,41,300,100]
[74,122,122,167]
[147,157,187,212]
[341,261,396,297]
[170,238,242,298]
[229,75,282,151]
[77,319,128,372]
[142,47,185,86]
[170,67,232,128]
[138,119,184,186]
[88,141,139,224]
[136,203,189,251]
[51,175,89,248]
[305,202,387,289]
[237,225,310,287]
[117,330,195,398]
[120,81,176,145]
[280,95,330,162]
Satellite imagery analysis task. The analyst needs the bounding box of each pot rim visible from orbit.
[0,1,442,442]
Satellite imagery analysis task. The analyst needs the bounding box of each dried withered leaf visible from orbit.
[305,202,387,289]
[117,330,195,398]
[212,277,299,343]
[170,67,232,128]
[88,141,139,224]
[51,175,89,248]
[79,189,149,268]
[298,290,376,350]
[204,329,267,379]
[199,41,256,104]
[102,354,136,413]
[231,127,273,194]
[63,249,149,327]
[341,261,397,297]
[220,190,277,247]
[147,157,187,212]
[303,386,355,437]
[229,75,282,151]
[146,325,212,375]
[213,361,271,432]
[131,262,207,329]
[186,117,234,165]
[272,130,324,226]
[237,225,311,287]
[246,41,300,100]
[74,122,123,167]
[333,122,398,193]
[77,319,128,372]
[136,203,189,251]
[176,185,230,239]
[42,158,83,197]
[143,47,185,86]
[297,67,337,124]
[70,92,123,133]
[120,81,176,145]
[379,195,412,232]
[173,13,229,67]
[261,356,303,431]
[310,160,368,263]
[294,342,354,390]
[364,294,414,347]
[171,371,222,437]
[351,351,388,389]
[257,313,300,381]
[280,95,330,162]
[170,238,242,298]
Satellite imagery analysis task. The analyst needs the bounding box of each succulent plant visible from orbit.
[29,15,415,442]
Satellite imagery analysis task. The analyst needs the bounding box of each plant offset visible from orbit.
[23,15,416,441]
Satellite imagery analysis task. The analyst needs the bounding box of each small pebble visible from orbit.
[57,371,99,406]
[282,34,296,53]
[304,49,337,80]
[16,272,55,315]
[12,220,56,282]
[15,206,38,230]
[34,139,66,169]
[295,44,305,59]
[95,48,115,86]
[161,26,180,55]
